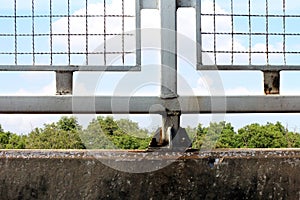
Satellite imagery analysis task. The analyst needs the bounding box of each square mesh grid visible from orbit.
[0,0,137,66]
[200,0,300,66]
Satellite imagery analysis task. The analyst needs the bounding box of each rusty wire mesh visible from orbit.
[0,0,136,66]
[201,0,300,66]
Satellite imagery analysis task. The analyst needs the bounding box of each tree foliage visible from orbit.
[25,116,85,149]
[235,122,288,148]
[0,124,25,149]
[191,121,300,149]
[0,117,300,150]
[80,116,151,150]
[191,121,236,149]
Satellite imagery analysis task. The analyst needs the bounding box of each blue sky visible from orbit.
[1,0,300,134]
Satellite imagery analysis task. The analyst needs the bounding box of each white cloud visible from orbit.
[225,86,263,96]
[0,114,63,135]
[4,79,55,96]
[52,1,136,55]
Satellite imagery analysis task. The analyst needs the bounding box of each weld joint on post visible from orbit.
[162,110,181,117]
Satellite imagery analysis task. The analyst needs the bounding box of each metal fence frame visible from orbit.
[1,0,300,147]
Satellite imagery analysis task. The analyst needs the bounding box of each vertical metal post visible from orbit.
[160,0,177,99]
[160,0,180,147]
[196,0,202,68]
[136,0,142,66]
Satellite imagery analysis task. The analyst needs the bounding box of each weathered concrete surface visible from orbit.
[0,149,300,200]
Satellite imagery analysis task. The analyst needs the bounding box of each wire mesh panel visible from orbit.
[0,0,138,68]
[198,0,300,68]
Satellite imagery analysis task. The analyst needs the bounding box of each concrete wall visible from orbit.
[0,149,299,199]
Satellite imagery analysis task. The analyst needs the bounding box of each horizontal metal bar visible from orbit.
[0,14,135,18]
[201,13,300,18]
[141,0,158,9]
[202,50,300,54]
[0,33,134,37]
[177,0,196,7]
[197,65,300,71]
[0,96,300,114]
[0,65,141,72]
[201,32,300,36]
[140,0,195,9]
[1,51,134,55]
[0,65,299,73]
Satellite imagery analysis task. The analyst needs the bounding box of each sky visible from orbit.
[1,0,300,134]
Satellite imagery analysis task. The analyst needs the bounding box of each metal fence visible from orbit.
[1,0,300,146]
[0,0,140,70]
[198,0,300,69]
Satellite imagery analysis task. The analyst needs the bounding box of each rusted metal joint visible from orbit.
[165,110,181,117]
[148,126,192,151]
[149,127,170,148]
[56,71,73,95]
[263,70,280,95]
